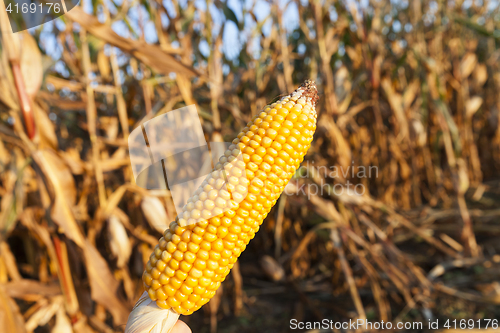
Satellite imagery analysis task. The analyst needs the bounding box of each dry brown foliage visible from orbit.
[1,0,500,332]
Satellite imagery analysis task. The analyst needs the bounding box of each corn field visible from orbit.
[1,0,500,332]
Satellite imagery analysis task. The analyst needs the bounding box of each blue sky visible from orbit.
[37,0,301,64]
[35,0,500,76]
[108,0,301,60]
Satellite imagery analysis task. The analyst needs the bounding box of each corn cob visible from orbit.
[126,80,318,332]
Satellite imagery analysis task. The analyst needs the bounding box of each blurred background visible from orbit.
[1,0,500,332]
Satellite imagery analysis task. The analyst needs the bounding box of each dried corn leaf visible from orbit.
[33,150,84,247]
[97,50,111,80]
[0,138,11,169]
[107,215,132,268]
[473,64,488,86]
[0,242,21,281]
[0,3,21,61]
[259,255,285,282]
[319,116,352,171]
[65,8,200,78]
[20,212,79,315]
[460,53,477,79]
[457,158,469,195]
[381,77,409,141]
[51,307,73,333]
[465,96,483,119]
[25,296,63,332]
[0,287,26,333]
[3,280,60,299]
[83,241,129,326]
[141,196,170,234]
[20,32,43,97]
[403,80,420,110]
[33,105,58,149]
[0,170,18,235]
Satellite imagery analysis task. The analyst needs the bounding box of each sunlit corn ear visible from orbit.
[125,80,318,333]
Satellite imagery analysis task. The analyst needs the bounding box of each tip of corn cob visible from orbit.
[297,80,319,107]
